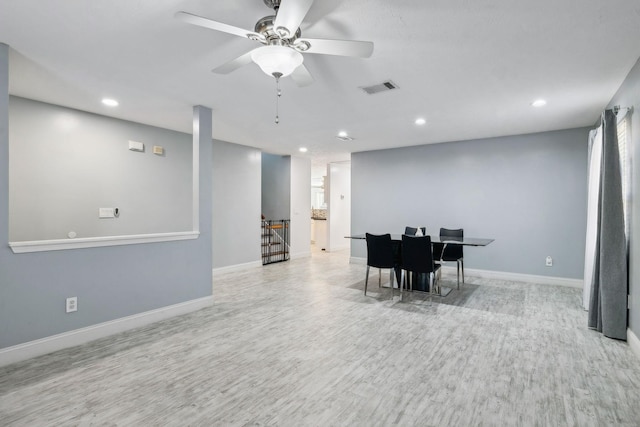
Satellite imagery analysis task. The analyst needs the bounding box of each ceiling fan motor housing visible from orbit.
[263,0,281,11]
[254,15,301,44]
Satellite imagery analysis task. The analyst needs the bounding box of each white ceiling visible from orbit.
[2,0,640,174]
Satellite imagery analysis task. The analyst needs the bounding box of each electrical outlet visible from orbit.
[66,297,78,313]
[545,256,553,267]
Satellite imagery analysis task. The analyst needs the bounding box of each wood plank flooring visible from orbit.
[1,248,639,426]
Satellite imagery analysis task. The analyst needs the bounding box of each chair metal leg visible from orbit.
[461,259,464,284]
[456,261,460,290]
[431,272,437,295]
[410,272,414,293]
[365,265,370,295]
[430,271,442,298]
[429,272,436,301]
[389,269,394,296]
[378,268,382,287]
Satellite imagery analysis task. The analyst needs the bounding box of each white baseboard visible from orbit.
[212,260,262,275]
[461,267,583,288]
[212,253,311,274]
[348,257,582,288]
[290,251,311,260]
[0,296,213,368]
[629,328,640,361]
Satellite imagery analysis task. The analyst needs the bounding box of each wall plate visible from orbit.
[128,140,144,152]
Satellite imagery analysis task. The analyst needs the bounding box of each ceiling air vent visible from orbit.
[336,135,354,142]
[360,80,399,95]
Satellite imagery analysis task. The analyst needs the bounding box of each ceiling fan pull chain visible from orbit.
[274,72,282,124]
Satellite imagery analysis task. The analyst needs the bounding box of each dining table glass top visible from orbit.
[347,234,494,246]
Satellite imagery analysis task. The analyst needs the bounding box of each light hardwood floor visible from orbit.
[1,248,639,426]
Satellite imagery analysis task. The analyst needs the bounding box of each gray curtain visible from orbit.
[588,109,627,340]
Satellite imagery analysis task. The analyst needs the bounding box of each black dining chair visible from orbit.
[404,226,417,236]
[400,234,441,300]
[404,226,426,236]
[365,233,398,296]
[436,228,464,289]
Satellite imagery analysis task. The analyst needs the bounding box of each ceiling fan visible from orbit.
[175,0,374,87]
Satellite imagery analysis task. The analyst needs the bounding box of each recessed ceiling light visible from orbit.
[336,130,354,141]
[415,118,426,125]
[299,147,308,153]
[531,99,547,107]
[102,98,119,107]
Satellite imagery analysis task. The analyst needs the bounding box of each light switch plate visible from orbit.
[128,140,144,152]
[153,145,164,155]
[99,207,115,218]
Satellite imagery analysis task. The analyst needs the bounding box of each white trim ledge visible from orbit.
[628,328,640,361]
[9,231,200,253]
[348,257,582,288]
[0,295,213,367]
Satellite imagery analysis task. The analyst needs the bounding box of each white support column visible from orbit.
[193,105,213,271]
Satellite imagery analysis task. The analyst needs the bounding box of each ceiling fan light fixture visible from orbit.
[251,45,303,77]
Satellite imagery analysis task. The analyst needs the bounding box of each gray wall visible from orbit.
[0,44,213,349]
[9,96,192,241]
[607,56,640,339]
[212,139,261,268]
[261,153,291,220]
[351,127,590,279]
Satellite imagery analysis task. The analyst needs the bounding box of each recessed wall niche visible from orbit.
[8,96,193,243]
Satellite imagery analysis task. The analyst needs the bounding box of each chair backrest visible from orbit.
[404,226,427,236]
[401,234,436,274]
[440,227,463,260]
[404,226,417,236]
[365,233,396,269]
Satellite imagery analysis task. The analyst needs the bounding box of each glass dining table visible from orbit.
[347,234,494,247]
[346,234,494,296]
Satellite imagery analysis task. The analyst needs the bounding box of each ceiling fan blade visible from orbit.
[273,0,314,39]
[296,38,374,58]
[290,64,314,87]
[212,50,256,74]
[175,11,265,42]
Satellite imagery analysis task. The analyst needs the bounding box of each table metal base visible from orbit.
[436,287,453,297]
[391,285,453,297]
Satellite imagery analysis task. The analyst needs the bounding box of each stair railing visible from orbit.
[261,219,290,265]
